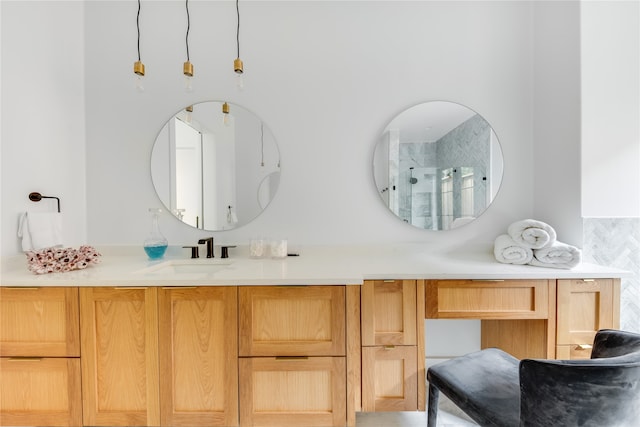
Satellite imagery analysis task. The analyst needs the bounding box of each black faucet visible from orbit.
[198,237,214,258]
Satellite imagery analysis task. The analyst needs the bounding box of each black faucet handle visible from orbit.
[182,246,199,259]
[220,245,236,259]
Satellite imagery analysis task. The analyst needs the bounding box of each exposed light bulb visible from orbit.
[135,75,145,92]
[134,60,145,93]
[234,58,244,90]
[183,61,194,92]
[222,102,231,126]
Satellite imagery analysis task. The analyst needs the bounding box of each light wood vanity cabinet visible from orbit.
[238,286,347,427]
[0,287,82,427]
[360,280,425,412]
[0,275,622,427]
[556,279,620,359]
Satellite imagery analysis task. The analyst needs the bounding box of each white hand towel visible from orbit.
[529,241,581,269]
[507,219,557,249]
[17,212,63,251]
[494,234,533,265]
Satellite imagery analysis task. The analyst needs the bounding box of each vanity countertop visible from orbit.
[0,243,630,287]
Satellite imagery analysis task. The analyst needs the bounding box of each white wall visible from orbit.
[83,0,536,250]
[3,1,605,259]
[1,1,87,257]
[532,0,583,246]
[581,0,640,218]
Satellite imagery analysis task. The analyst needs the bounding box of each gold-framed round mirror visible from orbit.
[151,101,280,231]
[373,101,503,230]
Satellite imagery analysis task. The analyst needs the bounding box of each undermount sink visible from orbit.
[136,259,234,276]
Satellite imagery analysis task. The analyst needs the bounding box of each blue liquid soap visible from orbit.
[144,244,168,260]
[143,208,168,260]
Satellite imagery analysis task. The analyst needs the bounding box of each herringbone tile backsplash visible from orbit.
[583,218,640,333]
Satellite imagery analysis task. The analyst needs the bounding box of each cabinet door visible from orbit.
[239,356,346,427]
[0,357,81,426]
[0,287,79,357]
[361,346,417,412]
[361,280,416,346]
[158,287,238,427]
[80,287,160,426]
[239,286,345,356]
[557,279,619,359]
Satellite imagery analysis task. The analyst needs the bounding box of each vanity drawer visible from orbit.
[361,345,418,412]
[426,280,550,319]
[239,286,346,357]
[0,287,80,357]
[239,356,346,427]
[361,280,416,346]
[0,357,82,426]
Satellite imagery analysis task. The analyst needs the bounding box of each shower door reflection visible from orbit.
[399,167,438,230]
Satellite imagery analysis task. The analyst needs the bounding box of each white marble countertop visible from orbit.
[0,243,630,287]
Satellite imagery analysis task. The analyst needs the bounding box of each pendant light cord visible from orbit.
[185,0,191,61]
[236,0,241,58]
[136,0,142,61]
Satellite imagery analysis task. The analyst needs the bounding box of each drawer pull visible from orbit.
[275,356,309,360]
[575,344,593,351]
[383,280,396,283]
[580,279,595,282]
[470,279,505,282]
[115,287,148,290]
[161,286,197,290]
[8,357,43,362]
[384,345,395,350]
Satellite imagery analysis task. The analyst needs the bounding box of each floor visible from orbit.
[356,398,478,427]
[356,410,477,427]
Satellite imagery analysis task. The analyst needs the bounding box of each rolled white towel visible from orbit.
[529,241,581,269]
[507,219,557,249]
[494,234,533,265]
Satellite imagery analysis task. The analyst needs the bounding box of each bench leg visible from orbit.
[427,382,440,427]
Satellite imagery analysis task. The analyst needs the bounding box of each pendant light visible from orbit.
[133,0,145,92]
[183,0,194,91]
[233,0,244,90]
[185,105,193,124]
[222,102,231,126]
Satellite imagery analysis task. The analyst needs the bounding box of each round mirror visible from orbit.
[151,101,280,231]
[373,101,503,230]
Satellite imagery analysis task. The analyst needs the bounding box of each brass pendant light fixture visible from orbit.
[234,0,244,89]
[183,0,194,91]
[131,1,249,92]
[133,0,145,92]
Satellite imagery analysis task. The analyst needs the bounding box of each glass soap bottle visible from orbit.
[143,208,168,260]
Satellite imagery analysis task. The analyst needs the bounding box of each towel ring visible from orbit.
[28,192,61,213]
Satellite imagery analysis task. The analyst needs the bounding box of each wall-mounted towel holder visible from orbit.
[28,192,61,212]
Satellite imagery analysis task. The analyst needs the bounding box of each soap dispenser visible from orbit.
[143,208,168,260]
